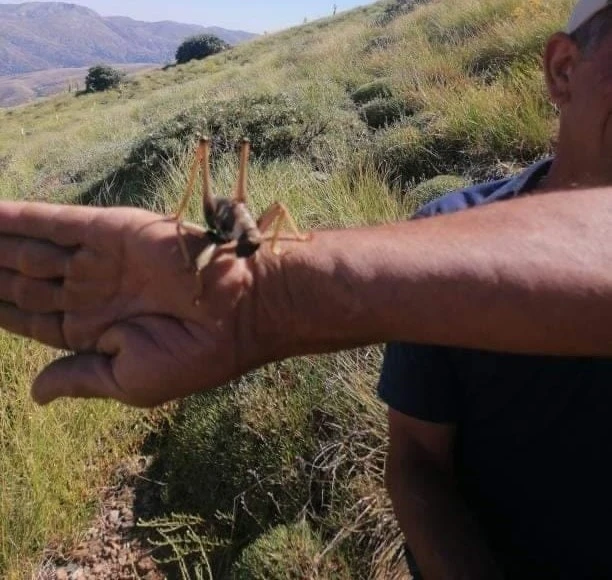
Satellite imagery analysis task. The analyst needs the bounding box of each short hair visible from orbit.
[570,5,612,54]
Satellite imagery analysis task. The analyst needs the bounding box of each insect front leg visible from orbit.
[193,243,218,305]
[233,138,250,204]
[195,243,217,273]
[176,221,208,269]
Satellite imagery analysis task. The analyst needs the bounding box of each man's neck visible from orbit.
[541,142,612,193]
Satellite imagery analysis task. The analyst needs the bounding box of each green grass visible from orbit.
[0,0,575,576]
[0,334,147,577]
[139,350,404,579]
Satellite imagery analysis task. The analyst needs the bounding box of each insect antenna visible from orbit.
[234,138,250,204]
[198,137,217,227]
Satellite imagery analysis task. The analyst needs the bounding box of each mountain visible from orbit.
[0,2,257,76]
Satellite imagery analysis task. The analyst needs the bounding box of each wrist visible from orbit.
[250,229,387,361]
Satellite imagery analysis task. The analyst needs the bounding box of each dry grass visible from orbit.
[0,0,576,576]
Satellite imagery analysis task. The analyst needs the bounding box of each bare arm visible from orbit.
[0,186,609,405]
[385,410,502,580]
[272,187,612,359]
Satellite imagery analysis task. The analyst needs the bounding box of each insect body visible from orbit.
[173,137,310,300]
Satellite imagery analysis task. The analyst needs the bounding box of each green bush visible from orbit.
[408,174,470,211]
[84,65,124,93]
[78,91,367,207]
[133,93,334,169]
[231,521,351,580]
[359,97,409,129]
[142,362,329,575]
[351,79,392,105]
[176,34,230,64]
[87,92,363,203]
[367,124,440,187]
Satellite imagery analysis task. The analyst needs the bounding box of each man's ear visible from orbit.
[544,32,581,106]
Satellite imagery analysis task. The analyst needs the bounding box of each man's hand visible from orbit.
[0,202,267,407]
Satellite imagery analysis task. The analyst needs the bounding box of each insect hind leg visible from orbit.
[257,202,311,255]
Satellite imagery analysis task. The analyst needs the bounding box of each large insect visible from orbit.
[173,137,310,299]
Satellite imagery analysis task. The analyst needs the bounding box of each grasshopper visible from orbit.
[173,137,310,300]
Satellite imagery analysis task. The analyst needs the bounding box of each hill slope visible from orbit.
[0,2,256,76]
[0,0,576,578]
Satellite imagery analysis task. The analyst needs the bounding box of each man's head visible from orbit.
[543,0,612,185]
[568,1,612,53]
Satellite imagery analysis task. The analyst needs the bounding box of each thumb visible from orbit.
[32,354,125,405]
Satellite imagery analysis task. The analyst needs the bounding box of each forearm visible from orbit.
[263,187,612,358]
[387,459,502,580]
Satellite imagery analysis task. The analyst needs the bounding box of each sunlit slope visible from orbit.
[0,0,571,210]
[0,1,575,578]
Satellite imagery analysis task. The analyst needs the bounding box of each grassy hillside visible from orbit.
[0,0,573,577]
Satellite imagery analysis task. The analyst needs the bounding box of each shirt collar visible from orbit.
[493,158,554,198]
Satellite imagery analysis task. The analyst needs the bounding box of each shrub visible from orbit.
[78,91,367,207]
[351,79,392,105]
[231,521,351,580]
[359,97,409,129]
[88,92,364,203]
[408,174,470,212]
[84,65,124,93]
[176,34,230,64]
[367,124,440,187]
[133,93,333,170]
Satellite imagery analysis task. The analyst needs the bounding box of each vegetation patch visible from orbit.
[407,174,471,212]
[350,79,393,105]
[231,520,351,579]
[359,97,411,130]
[138,352,406,579]
[175,34,231,65]
[0,0,574,577]
[372,0,430,27]
[80,92,366,206]
[84,65,125,93]
[367,123,442,188]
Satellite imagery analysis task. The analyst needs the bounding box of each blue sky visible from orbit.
[5,1,377,33]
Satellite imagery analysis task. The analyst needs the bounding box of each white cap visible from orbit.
[567,0,612,33]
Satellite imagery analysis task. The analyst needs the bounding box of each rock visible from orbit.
[92,563,105,575]
[137,556,156,573]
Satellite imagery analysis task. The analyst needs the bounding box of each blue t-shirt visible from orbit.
[378,159,612,578]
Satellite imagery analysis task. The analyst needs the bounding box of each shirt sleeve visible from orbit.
[378,341,460,423]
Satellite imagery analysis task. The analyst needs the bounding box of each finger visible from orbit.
[0,236,72,278]
[0,269,64,313]
[31,354,126,405]
[0,202,99,246]
[0,303,66,348]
